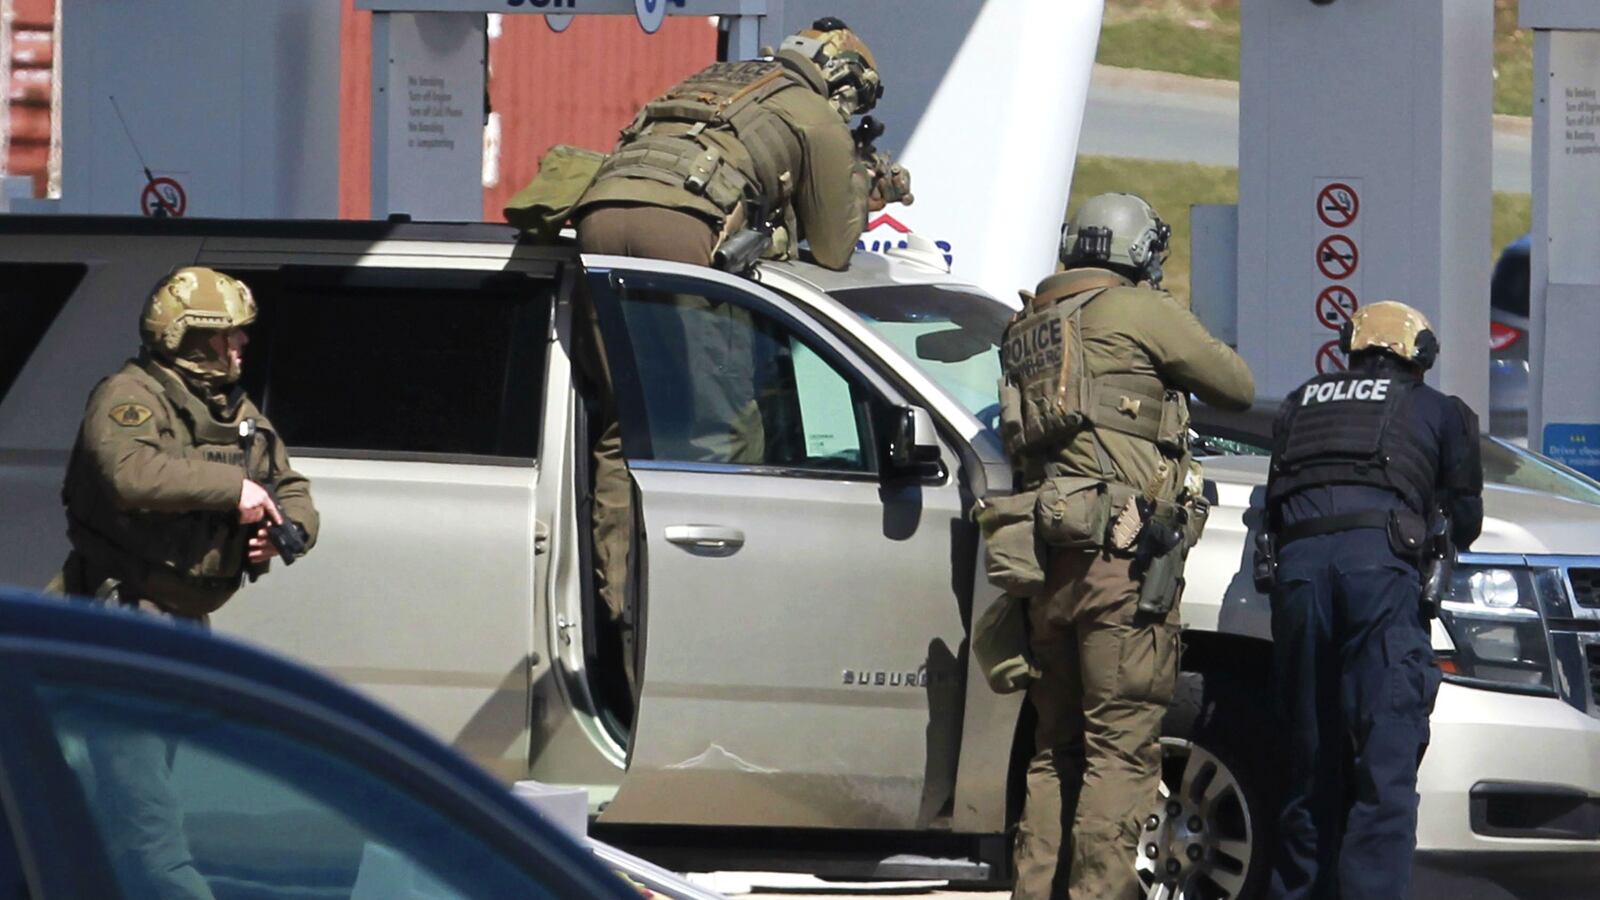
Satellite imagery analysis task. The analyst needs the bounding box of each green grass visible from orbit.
[1067,156,1238,299]
[1099,12,1239,82]
[1067,155,1532,300]
[1492,190,1532,254]
[1097,0,1533,117]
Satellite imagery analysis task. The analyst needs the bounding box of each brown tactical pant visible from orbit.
[576,204,717,265]
[47,551,218,900]
[1012,549,1182,900]
[576,204,762,631]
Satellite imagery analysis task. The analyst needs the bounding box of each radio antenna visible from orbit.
[109,95,172,216]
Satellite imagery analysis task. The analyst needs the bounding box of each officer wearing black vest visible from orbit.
[1260,301,1483,900]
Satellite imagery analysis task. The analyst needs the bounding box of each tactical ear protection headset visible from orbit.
[780,18,883,116]
[1127,219,1171,273]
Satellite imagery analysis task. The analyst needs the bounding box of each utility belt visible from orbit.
[66,515,243,616]
[1253,507,1449,618]
[975,467,1207,611]
[973,468,1204,695]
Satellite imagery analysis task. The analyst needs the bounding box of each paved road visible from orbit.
[1080,65,1533,195]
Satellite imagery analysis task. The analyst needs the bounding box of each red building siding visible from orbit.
[5,0,55,196]
[339,3,714,222]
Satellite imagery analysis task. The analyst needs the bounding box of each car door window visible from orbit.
[0,805,25,900]
[0,263,85,408]
[603,285,876,473]
[232,268,551,461]
[33,680,564,900]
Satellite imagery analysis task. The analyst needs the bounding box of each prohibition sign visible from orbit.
[1315,339,1347,375]
[141,177,187,218]
[1316,286,1359,330]
[1317,182,1359,228]
[1316,235,1358,280]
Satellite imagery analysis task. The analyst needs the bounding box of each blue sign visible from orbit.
[1543,423,1600,480]
[634,0,685,33]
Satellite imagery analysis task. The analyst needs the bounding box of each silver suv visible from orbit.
[1,216,1597,898]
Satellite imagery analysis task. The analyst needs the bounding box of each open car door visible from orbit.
[582,256,974,830]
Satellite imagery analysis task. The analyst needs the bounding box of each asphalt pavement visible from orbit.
[1079,65,1533,195]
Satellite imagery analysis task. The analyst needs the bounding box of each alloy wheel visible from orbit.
[1135,737,1255,900]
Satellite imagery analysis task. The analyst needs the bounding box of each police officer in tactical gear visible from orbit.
[1002,193,1254,899]
[572,18,910,674]
[572,16,910,269]
[49,266,318,900]
[1261,301,1482,900]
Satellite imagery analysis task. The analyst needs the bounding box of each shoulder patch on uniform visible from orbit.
[108,403,154,427]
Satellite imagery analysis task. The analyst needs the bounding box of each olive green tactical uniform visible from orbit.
[573,58,871,271]
[55,355,318,617]
[52,358,317,900]
[574,56,874,633]
[1009,268,1254,900]
[47,268,317,900]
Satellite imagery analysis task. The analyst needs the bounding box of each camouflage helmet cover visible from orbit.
[1342,300,1439,370]
[778,17,882,116]
[1060,192,1172,284]
[141,266,257,382]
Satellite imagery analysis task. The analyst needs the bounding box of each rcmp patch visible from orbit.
[109,403,154,427]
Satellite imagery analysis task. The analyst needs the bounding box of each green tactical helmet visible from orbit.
[141,266,257,383]
[1060,192,1173,287]
[778,17,882,117]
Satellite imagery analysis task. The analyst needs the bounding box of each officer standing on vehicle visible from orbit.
[1260,301,1482,900]
[1003,193,1255,899]
[48,266,319,899]
[572,16,910,270]
[571,17,912,656]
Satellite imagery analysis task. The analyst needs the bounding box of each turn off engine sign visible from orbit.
[1313,179,1362,374]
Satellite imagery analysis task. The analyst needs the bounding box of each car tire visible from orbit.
[1137,670,1282,900]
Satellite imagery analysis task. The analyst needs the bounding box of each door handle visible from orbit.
[664,525,746,551]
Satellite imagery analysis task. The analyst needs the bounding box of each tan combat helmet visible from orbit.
[778,17,882,117]
[1340,300,1439,371]
[141,266,257,383]
[1060,192,1173,287]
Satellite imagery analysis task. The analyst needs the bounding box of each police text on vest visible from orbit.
[1301,378,1390,406]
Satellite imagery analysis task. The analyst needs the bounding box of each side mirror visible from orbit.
[884,405,944,479]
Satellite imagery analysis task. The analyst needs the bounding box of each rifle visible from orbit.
[851,115,886,155]
[712,227,773,274]
[1420,507,1455,620]
[851,115,914,206]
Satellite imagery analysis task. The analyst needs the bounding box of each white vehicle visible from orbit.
[1,217,1596,898]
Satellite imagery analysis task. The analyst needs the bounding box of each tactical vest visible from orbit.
[63,359,276,615]
[1266,371,1437,515]
[591,60,805,222]
[999,280,1178,462]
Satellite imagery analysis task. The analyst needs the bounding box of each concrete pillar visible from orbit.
[1523,1,1600,476]
[1237,0,1492,412]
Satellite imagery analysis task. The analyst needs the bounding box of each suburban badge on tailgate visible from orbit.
[842,668,930,687]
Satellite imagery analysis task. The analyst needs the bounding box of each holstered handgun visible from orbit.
[1419,510,1454,621]
[1133,498,1188,617]
[1252,531,1278,594]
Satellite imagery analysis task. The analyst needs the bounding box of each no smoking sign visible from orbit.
[140,177,187,218]
[1317,182,1359,229]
